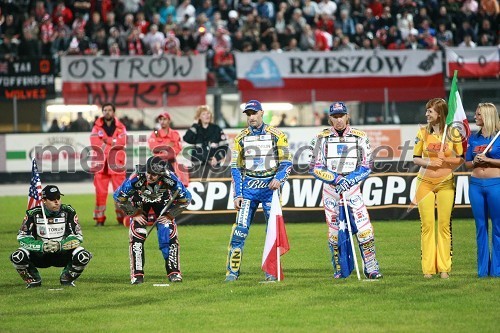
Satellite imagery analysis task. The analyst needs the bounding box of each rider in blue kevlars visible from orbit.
[225,99,292,282]
[114,156,191,285]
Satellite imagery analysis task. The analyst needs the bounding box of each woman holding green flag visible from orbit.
[412,98,464,279]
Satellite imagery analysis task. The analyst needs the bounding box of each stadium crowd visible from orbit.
[0,0,498,82]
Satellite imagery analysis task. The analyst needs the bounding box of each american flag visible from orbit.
[27,159,43,210]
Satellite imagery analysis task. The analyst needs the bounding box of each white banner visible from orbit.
[236,50,442,79]
[61,55,206,82]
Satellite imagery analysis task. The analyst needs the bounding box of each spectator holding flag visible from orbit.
[465,102,500,277]
[412,97,464,279]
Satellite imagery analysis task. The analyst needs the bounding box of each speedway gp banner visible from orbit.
[445,46,500,78]
[0,59,55,100]
[61,55,206,108]
[177,167,473,224]
[235,50,443,103]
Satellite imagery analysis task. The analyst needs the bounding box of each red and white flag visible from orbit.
[262,191,290,281]
[446,47,500,78]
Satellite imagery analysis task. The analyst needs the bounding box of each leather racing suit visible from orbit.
[309,125,381,278]
[114,168,191,281]
[226,123,292,278]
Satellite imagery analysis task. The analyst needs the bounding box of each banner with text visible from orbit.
[0,59,55,100]
[445,46,500,78]
[175,169,472,224]
[235,50,443,103]
[61,55,207,108]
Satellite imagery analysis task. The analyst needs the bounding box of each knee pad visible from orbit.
[10,248,30,269]
[130,224,148,242]
[231,225,249,247]
[356,227,374,244]
[72,248,92,267]
[157,223,171,250]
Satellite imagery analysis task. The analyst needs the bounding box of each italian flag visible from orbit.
[446,70,470,153]
[262,191,290,281]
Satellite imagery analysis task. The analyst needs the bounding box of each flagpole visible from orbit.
[483,131,500,152]
[276,189,281,281]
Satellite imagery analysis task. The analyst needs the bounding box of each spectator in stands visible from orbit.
[164,31,182,55]
[481,0,499,17]
[458,33,477,47]
[316,12,335,36]
[477,18,495,45]
[34,1,48,24]
[298,24,315,51]
[238,0,255,18]
[135,11,150,35]
[107,27,127,55]
[198,0,216,20]
[122,13,136,36]
[127,27,146,55]
[302,0,319,26]
[405,28,423,49]
[455,20,476,45]
[435,5,454,30]
[397,8,414,40]
[213,47,236,85]
[39,14,55,57]
[178,25,197,55]
[314,27,331,51]
[18,29,41,58]
[66,28,90,55]
[159,0,177,25]
[52,1,73,27]
[143,24,165,54]
[318,0,337,17]
[289,8,306,42]
[104,11,119,33]
[338,8,355,37]
[73,0,91,22]
[92,27,108,55]
[436,22,454,47]
[51,28,70,72]
[0,33,18,61]
[123,0,142,14]
[256,0,273,21]
[177,0,196,23]
[85,11,104,41]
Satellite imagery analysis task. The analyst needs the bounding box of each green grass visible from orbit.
[0,194,498,332]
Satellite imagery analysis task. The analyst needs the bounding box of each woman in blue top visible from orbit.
[465,103,500,277]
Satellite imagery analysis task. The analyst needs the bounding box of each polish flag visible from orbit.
[446,47,500,78]
[262,191,290,281]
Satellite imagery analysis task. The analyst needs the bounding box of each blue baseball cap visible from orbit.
[329,102,348,115]
[243,100,263,113]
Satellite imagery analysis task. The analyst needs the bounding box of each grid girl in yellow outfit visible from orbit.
[413,98,464,279]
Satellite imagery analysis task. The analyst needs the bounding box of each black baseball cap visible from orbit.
[42,185,64,200]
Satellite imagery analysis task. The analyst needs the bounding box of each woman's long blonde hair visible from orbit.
[425,98,448,134]
[195,105,213,124]
[477,103,500,138]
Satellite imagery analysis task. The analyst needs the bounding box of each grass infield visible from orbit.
[0,194,498,333]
